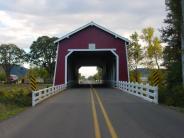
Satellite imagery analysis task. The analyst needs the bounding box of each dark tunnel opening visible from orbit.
[67,51,117,87]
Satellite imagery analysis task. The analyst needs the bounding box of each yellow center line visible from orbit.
[93,88,118,138]
[90,88,101,138]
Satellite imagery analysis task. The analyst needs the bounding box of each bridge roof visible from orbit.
[54,21,130,44]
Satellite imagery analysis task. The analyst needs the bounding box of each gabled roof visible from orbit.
[54,21,130,44]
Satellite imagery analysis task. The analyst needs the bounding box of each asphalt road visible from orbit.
[0,86,184,138]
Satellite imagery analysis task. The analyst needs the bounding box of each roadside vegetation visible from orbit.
[0,84,51,121]
[0,37,56,121]
[128,0,184,107]
[0,85,30,120]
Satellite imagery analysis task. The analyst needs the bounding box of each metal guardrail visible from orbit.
[111,81,158,104]
[32,84,67,106]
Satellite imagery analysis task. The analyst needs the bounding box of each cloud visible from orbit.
[0,0,166,49]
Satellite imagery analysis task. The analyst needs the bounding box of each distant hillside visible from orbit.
[10,66,27,78]
[0,65,27,78]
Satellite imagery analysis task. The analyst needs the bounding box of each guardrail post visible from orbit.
[123,81,125,91]
[130,82,133,93]
[146,83,149,99]
[125,81,127,91]
[126,81,129,92]
[120,81,122,89]
[134,82,137,95]
[154,86,158,104]
[32,91,35,106]
[118,81,120,89]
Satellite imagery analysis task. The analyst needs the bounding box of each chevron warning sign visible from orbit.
[30,76,37,91]
[152,71,160,86]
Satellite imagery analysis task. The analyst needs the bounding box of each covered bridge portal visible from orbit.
[53,22,130,86]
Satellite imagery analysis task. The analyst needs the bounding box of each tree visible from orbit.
[141,27,154,47]
[130,70,142,82]
[141,27,163,69]
[147,37,163,69]
[0,70,6,82]
[94,67,103,80]
[161,0,182,86]
[39,68,49,82]
[28,67,49,83]
[159,0,184,107]
[29,36,58,82]
[0,44,25,83]
[78,73,85,81]
[141,27,155,69]
[128,32,143,82]
[88,76,95,81]
[181,0,184,85]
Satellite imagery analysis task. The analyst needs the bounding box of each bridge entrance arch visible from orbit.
[66,49,118,84]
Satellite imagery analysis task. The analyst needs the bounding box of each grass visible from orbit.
[0,83,51,121]
[0,103,26,121]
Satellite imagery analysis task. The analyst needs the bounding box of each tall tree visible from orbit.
[141,27,154,47]
[0,44,25,83]
[181,0,184,85]
[29,36,58,82]
[128,32,143,82]
[141,27,163,69]
[93,67,103,81]
[147,37,163,69]
[161,0,182,86]
[141,27,155,69]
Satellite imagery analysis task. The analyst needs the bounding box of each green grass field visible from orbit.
[0,84,52,121]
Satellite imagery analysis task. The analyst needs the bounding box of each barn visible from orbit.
[53,22,130,85]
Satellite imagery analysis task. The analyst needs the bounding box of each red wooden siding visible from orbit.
[54,26,128,85]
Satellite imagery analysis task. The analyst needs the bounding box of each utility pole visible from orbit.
[181,0,184,85]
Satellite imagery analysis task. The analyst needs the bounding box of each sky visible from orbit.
[0,0,167,77]
[79,66,97,78]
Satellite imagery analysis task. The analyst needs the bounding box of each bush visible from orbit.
[130,71,142,83]
[159,85,184,107]
[0,88,31,106]
[0,71,6,82]
[158,85,168,103]
[171,85,184,107]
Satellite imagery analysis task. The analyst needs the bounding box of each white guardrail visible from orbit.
[32,84,67,106]
[112,81,158,104]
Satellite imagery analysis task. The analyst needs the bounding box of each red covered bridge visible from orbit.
[53,22,130,85]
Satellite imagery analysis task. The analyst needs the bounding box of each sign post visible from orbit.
[30,76,37,91]
[152,71,160,86]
